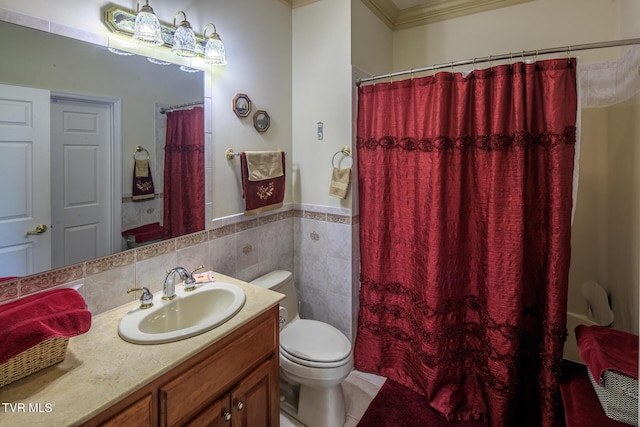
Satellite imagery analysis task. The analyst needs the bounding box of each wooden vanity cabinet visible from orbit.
[186,359,279,427]
[84,306,279,427]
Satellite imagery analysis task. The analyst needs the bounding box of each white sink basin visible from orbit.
[118,282,246,344]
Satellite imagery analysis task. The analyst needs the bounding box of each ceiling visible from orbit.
[289,0,533,31]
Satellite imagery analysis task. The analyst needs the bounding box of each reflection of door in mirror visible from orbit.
[51,96,116,269]
[0,84,51,277]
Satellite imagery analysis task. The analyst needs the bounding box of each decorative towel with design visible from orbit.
[329,167,351,199]
[240,151,285,215]
[132,158,155,200]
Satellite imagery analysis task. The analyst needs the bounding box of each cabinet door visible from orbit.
[100,393,154,427]
[231,357,279,427]
[184,394,231,427]
[159,313,277,426]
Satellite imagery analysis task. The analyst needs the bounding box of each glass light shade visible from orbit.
[172,20,197,57]
[180,65,201,73]
[147,57,171,65]
[205,35,227,65]
[133,5,163,46]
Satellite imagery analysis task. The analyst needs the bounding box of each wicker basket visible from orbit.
[0,337,69,387]
[588,368,639,425]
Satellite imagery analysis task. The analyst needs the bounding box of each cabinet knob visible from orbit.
[235,401,244,411]
[222,411,232,422]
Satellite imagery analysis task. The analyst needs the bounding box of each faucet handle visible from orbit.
[184,265,205,292]
[127,287,154,309]
[190,265,205,275]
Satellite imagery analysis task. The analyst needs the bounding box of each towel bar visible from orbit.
[225,148,287,160]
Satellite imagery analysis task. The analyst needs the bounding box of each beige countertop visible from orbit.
[0,273,283,427]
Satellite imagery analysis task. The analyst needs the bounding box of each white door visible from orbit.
[50,97,113,269]
[0,84,51,277]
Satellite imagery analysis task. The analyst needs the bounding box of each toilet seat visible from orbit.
[280,319,352,368]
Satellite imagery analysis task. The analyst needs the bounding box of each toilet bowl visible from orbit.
[251,270,353,427]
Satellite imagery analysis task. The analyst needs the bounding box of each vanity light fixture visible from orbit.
[203,23,227,65]
[105,6,218,64]
[133,0,163,46]
[172,11,197,58]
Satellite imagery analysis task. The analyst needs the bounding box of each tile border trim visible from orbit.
[0,206,358,304]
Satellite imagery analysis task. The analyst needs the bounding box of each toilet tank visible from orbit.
[251,270,299,323]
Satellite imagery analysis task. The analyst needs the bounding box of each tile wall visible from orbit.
[293,205,358,340]
[0,204,359,342]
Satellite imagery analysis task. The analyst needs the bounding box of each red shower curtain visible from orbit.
[355,59,577,426]
[163,107,205,239]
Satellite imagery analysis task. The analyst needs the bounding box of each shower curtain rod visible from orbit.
[160,101,204,114]
[358,37,640,85]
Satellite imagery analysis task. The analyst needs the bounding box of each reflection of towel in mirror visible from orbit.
[132,159,155,200]
[329,167,351,199]
[240,151,285,215]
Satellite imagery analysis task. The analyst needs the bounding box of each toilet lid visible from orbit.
[280,319,351,363]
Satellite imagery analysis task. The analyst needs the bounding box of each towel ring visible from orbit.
[133,146,150,161]
[332,146,352,169]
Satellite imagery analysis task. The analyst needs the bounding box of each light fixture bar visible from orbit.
[104,6,207,58]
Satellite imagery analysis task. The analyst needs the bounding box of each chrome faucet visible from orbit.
[162,265,204,300]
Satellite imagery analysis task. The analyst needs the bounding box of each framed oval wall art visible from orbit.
[233,93,252,117]
[253,110,270,132]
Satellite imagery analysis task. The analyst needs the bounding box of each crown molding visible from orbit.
[360,0,399,29]
[287,0,321,8]
[363,0,533,31]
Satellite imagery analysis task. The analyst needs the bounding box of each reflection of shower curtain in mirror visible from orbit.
[163,107,205,239]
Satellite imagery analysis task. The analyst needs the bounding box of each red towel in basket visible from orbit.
[576,324,639,382]
[0,288,91,364]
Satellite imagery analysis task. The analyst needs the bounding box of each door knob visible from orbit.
[222,411,232,422]
[235,401,244,411]
[26,224,48,236]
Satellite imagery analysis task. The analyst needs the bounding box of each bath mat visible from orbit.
[357,378,488,427]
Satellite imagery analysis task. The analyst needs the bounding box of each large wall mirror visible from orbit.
[0,19,205,277]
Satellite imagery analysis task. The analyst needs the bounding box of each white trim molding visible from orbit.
[362,0,534,30]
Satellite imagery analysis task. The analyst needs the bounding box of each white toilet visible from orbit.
[251,270,354,427]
